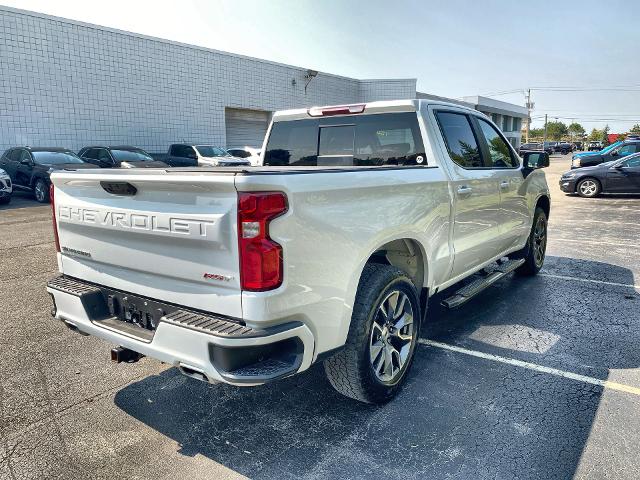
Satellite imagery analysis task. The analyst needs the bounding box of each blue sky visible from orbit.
[4,0,640,132]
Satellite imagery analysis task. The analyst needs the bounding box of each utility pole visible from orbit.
[543,114,548,147]
[525,88,532,143]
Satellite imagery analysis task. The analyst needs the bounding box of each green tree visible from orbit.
[588,128,602,141]
[568,122,585,138]
[546,121,568,140]
[528,127,544,139]
[601,125,610,146]
[629,124,640,135]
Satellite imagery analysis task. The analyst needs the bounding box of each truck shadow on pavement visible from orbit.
[114,256,639,479]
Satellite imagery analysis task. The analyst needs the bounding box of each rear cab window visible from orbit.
[263,112,426,167]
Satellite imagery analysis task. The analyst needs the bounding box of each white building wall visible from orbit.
[0,6,416,152]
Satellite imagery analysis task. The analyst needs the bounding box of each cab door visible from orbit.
[606,156,640,193]
[15,150,35,187]
[473,117,530,253]
[433,110,503,279]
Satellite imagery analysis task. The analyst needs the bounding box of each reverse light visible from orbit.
[50,184,60,252]
[238,192,288,291]
[308,103,365,117]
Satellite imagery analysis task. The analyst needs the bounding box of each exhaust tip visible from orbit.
[178,364,210,383]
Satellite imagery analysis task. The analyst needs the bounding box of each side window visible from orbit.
[82,149,97,160]
[97,149,112,162]
[8,149,21,162]
[622,156,640,168]
[476,118,519,168]
[435,112,483,168]
[617,144,635,156]
[18,150,32,163]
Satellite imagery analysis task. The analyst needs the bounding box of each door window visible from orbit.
[435,112,483,168]
[82,148,98,160]
[617,144,637,156]
[621,156,640,168]
[97,149,113,163]
[17,150,32,164]
[8,149,22,162]
[476,118,519,168]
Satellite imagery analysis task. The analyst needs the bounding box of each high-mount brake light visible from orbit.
[237,192,288,291]
[307,104,366,117]
[50,184,60,252]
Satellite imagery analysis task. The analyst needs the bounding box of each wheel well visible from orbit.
[536,195,550,219]
[365,239,425,290]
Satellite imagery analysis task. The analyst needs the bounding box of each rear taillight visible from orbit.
[50,183,60,252]
[237,192,287,291]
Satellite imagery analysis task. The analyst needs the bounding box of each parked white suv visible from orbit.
[47,99,550,403]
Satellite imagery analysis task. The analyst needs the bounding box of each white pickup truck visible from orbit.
[47,99,550,404]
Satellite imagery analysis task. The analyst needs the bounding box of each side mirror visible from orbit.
[523,151,549,169]
[610,151,618,157]
[20,158,32,165]
[614,163,625,169]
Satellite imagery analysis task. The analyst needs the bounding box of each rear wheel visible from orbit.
[324,264,421,404]
[0,195,10,205]
[577,178,600,198]
[34,179,49,203]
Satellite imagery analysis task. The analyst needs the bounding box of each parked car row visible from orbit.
[561,152,640,197]
[0,143,261,204]
[518,141,579,156]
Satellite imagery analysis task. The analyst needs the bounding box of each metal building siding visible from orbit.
[225,108,270,148]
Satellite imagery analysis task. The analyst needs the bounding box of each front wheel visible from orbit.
[577,178,601,198]
[512,207,547,276]
[324,264,421,404]
[34,179,49,203]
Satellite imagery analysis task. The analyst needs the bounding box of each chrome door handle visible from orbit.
[457,185,473,196]
[499,181,510,190]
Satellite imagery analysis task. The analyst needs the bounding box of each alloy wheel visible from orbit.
[369,290,415,384]
[533,215,547,268]
[579,180,598,197]
[35,181,47,202]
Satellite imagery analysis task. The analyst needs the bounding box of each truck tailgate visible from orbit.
[51,169,242,317]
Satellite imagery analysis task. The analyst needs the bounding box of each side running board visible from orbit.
[441,259,525,309]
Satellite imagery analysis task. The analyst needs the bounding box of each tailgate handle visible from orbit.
[100,181,137,196]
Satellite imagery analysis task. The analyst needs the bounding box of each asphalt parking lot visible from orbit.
[1,155,639,480]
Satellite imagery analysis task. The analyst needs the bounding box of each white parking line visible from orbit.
[419,339,640,396]
[549,237,636,249]
[539,273,640,291]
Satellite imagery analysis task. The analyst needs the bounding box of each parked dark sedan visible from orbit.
[0,147,93,203]
[560,153,640,197]
[79,145,168,168]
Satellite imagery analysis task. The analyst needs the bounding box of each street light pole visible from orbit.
[543,114,548,147]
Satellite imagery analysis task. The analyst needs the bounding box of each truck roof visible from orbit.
[272,99,480,122]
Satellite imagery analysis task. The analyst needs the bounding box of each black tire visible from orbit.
[324,264,421,404]
[0,196,10,205]
[34,178,49,203]
[576,177,601,198]
[511,207,547,276]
